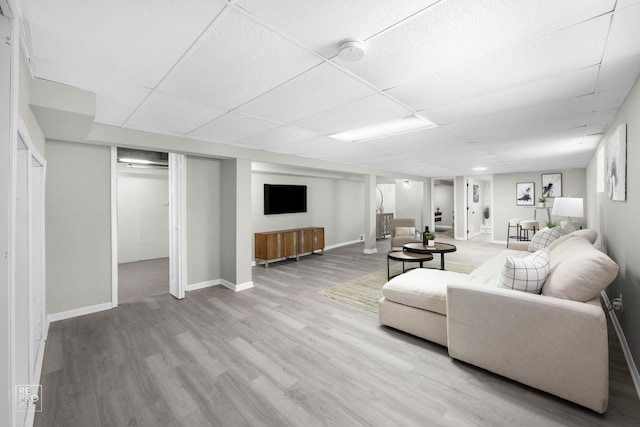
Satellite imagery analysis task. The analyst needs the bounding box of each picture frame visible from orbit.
[607,123,627,201]
[541,173,562,198]
[516,182,534,206]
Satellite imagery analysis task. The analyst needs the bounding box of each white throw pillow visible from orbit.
[395,226,415,237]
[528,227,561,251]
[498,249,550,294]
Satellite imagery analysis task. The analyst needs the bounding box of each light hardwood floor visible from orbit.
[35,237,640,426]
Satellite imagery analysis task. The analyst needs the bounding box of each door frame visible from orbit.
[110,148,186,307]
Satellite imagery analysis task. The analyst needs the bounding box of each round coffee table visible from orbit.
[387,251,434,280]
[403,242,457,270]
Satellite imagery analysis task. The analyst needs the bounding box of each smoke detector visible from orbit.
[338,39,366,62]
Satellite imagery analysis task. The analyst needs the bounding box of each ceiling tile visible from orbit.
[158,8,322,109]
[126,92,227,135]
[292,94,413,134]
[25,0,226,88]
[187,112,279,143]
[597,3,640,92]
[230,126,318,149]
[237,63,377,123]
[235,0,439,58]
[269,136,344,155]
[594,88,630,112]
[421,66,599,125]
[386,15,611,113]
[338,0,615,90]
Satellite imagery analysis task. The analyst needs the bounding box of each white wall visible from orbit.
[493,169,586,241]
[378,183,396,215]
[586,73,640,374]
[46,140,112,314]
[395,179,424,230]
[468,178,484,236]
[117,164,169,263]
[434,181,454,228]
[252,171,365,249]
[186,156,221,285]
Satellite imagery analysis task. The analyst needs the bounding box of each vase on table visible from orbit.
[427,239,434,246]
[422,226,429,246]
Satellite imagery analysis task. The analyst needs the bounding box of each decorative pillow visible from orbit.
[568,228,597,244]
[528,227,561,251]
[542,238,619,302]
[395,227,415,237]
[498,249,550,294]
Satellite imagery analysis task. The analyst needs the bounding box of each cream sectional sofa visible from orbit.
[378,230,618,413]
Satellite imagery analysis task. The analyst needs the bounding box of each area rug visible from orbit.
[320,261,475,313]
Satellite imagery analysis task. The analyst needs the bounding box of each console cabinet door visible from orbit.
[313,228,324,251]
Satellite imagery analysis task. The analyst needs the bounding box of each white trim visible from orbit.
[363,248,378,254]
[220,279,254,292]
[168,153,187,299]
[601,291,640,399]
[326,239,362,250]
[110,147,118,308]
[47,302,113,323]
[186,279,221,292]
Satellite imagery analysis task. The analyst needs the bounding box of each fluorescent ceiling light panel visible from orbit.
[118,158,168,166]
[472,166,488,171]
[328,116,436,142]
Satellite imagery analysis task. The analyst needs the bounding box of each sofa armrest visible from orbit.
[446,283,608,413]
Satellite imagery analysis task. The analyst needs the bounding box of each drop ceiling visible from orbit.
[16,0,640,177]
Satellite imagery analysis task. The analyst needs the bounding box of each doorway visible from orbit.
[433,179,454,238]
[116,148,170,304]
[466,176,492,240]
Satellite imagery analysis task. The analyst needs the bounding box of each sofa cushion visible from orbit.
[468,249,529,287]
[498,249,550,293]
[382,268,469,315]
[542,237,618,302]
[395,226,415,237]
[528,227,561,251]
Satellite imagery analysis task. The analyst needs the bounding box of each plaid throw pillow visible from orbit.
[528,227,561,251]
[498,249,550,294]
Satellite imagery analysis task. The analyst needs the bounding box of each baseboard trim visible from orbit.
[326,239,362,250]
[187,279,221,292]
[601,290,640,399]
[220,279,254,292]
[47,302,113,323]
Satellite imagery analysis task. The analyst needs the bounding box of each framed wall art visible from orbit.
[516,182,534,206]
[607,123,627,201]
[541,173,562,198]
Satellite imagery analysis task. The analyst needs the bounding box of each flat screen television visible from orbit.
[264,184,307,215]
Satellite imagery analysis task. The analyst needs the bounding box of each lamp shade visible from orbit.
[551,197,584,218]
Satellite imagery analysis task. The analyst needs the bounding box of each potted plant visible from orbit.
[425,231,437,246]
[538,197,546,208]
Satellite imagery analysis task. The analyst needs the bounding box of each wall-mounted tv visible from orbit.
[264,184,307,215]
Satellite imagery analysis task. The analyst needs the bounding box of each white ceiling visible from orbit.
[17,0,640,177]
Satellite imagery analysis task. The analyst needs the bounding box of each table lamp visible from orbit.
[551,197,583,233]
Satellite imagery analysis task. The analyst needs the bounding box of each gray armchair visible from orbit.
[390,218,422,250]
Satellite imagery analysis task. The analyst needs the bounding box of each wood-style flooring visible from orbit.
[35,237,640,426]
[118,257,169,304]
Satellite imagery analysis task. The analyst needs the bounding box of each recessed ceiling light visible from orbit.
[328,115,436,142]
[472,166,488,171]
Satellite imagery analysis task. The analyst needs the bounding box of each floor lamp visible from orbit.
[551,197,583,234]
